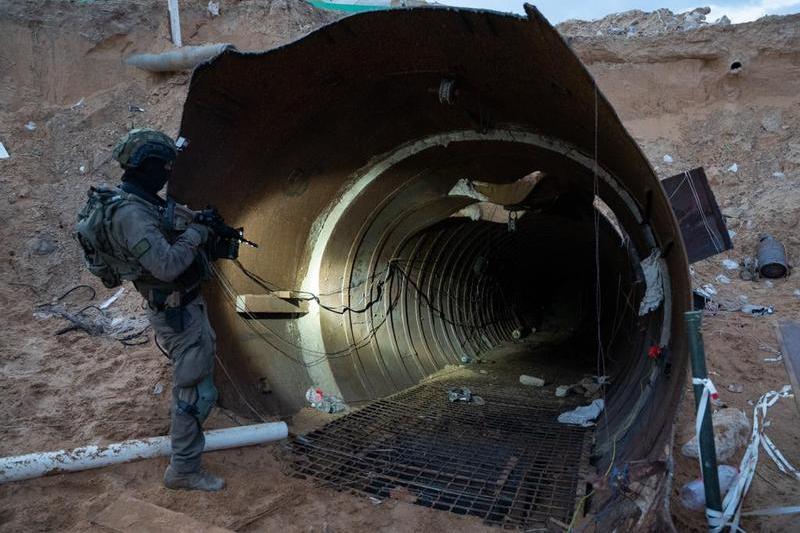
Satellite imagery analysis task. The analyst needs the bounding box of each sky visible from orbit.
[434,0,800,23]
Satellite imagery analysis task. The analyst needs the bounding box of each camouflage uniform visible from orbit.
[108,184,218,476]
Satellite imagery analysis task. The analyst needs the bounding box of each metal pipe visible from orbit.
[125,44,234,72]
[0,422,288,484]
[685,311,723,520]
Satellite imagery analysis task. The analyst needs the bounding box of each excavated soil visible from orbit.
[1,2,799,531]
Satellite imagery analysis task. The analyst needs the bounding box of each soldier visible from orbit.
[78,129,224,491]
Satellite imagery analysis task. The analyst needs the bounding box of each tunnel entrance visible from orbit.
[173,7,692,527]
[284,163,640,528]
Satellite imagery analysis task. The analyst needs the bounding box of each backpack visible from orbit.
[74,186,142,288]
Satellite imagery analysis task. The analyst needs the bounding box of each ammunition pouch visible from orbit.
[142,285,201,331]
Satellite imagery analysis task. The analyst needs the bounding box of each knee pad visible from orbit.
[195,375,218,422]
[176,375,218,423]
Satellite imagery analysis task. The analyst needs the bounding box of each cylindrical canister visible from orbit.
[757,234,788,278]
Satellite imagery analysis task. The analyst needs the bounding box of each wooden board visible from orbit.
[93,495,233,533]
[235,293,309,315]
[776,319,800,415]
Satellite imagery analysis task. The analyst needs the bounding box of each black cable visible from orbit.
[56,284,96,302]
[234,260,392,315]
[218,256,509,369]
[391,262,505,330]
[213,264,402,366]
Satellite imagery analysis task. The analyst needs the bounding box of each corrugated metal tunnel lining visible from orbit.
[171,6,691,529]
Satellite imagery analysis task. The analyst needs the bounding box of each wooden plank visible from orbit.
[235,293,308,315]
[93,495,232,533]
[776,319,800,415]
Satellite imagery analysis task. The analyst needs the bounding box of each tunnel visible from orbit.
[170,5,691,530]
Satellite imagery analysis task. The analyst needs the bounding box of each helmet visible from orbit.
[112,128,177,169]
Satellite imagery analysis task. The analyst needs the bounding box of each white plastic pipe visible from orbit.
[168,0,182,47]
[0,422,288,484]
[125,44,234,72]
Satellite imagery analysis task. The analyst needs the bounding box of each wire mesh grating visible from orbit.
[284,380,593,529]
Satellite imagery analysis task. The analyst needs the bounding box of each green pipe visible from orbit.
[684,310,723,521]
[307,0,390,13]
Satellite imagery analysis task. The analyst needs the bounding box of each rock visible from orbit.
[26,236,57,255]
[722,259,739,270]
[760,110,783,133]
[575,377,604,397]
[714,15,731,25]
[663,154,674,164]
[24,121,37,131]
[555,385,572,397]
[721,206,743,218]
[682,408,750,462]
[519,375,546,387]
[715,274,731,284]
[772,172,786,179]
[727,383,743,393]
[727,163,738,173]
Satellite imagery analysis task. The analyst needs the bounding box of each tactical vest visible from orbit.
[74,186,207,295]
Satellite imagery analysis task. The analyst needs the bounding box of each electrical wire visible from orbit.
[211,253,508,371]
[56,284,96,302]
[234,259,390,315]
[211,263,399,366]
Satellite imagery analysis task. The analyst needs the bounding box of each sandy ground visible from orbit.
[1,2,800,531]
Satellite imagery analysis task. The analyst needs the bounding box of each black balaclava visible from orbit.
[121,157,172,197]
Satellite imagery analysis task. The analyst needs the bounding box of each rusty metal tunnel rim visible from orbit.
[172,6,692,527]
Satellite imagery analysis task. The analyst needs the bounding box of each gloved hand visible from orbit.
[194,206,224,228]
[195,207,242,241]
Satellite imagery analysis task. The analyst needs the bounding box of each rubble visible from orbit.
[557,7,723,38]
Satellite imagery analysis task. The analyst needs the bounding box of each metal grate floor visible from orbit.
[284,380,593,529]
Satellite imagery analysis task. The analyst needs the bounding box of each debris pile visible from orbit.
[557,7,729,38]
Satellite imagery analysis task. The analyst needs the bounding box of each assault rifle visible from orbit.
[164,200,258,261]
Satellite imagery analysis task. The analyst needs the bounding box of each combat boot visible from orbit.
[163,465,226,491]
